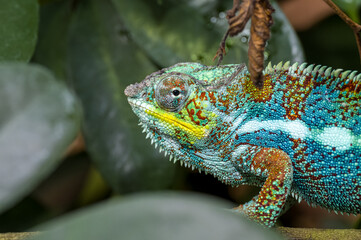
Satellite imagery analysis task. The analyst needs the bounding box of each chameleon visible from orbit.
[124,61,361,227]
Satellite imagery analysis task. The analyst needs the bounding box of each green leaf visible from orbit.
[68,0,175,193]
[32,0,73,80]
[111,0,226,65]
[111,0,304,66]
[31,193,282,240]
[0,63,81,214]
[0,0,39,62]
[333,0,361,24]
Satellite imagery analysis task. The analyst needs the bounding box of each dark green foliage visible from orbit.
[0,63,80,214]
[0,0,38,62]
[68,0,175,193]
[31,193,282,240]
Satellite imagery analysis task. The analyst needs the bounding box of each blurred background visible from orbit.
[0,0,360,233]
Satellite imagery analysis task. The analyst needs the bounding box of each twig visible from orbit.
[213,30,230,66]
[322,0,361,63]
[354,31,361,64]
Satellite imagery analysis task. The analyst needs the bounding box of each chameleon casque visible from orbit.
[124,61,361,227]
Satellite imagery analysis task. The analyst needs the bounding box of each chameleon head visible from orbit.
[124,64,220,159]
[125,62,247,176]
[125,65,215,144]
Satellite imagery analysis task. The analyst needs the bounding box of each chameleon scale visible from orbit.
[125,61,361,227]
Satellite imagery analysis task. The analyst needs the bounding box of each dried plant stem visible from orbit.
[214,0,274,89]
[248,0,273,89]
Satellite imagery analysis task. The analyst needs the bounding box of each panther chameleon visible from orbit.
[124,61,361,227]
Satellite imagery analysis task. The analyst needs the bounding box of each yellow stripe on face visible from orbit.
[144,108,208,140]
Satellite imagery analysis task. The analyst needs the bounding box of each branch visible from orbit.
[2,228,360,240]
[322,0,361,63]
[0,232,38,240]
[278,227,361,240]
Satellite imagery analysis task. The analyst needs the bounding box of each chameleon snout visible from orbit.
[124,83,143,97]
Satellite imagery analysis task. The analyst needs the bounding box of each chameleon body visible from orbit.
[124,62,361,227]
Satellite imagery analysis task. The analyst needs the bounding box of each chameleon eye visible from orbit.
[172,89,180,96]
[155,75,189,112]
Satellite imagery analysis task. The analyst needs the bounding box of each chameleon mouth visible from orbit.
[128,98,208,140]
[128,98,202,171]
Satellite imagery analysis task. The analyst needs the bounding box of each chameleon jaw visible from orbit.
[138,120,213,176]
[137,118,238,181]
[128,98,209,140]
